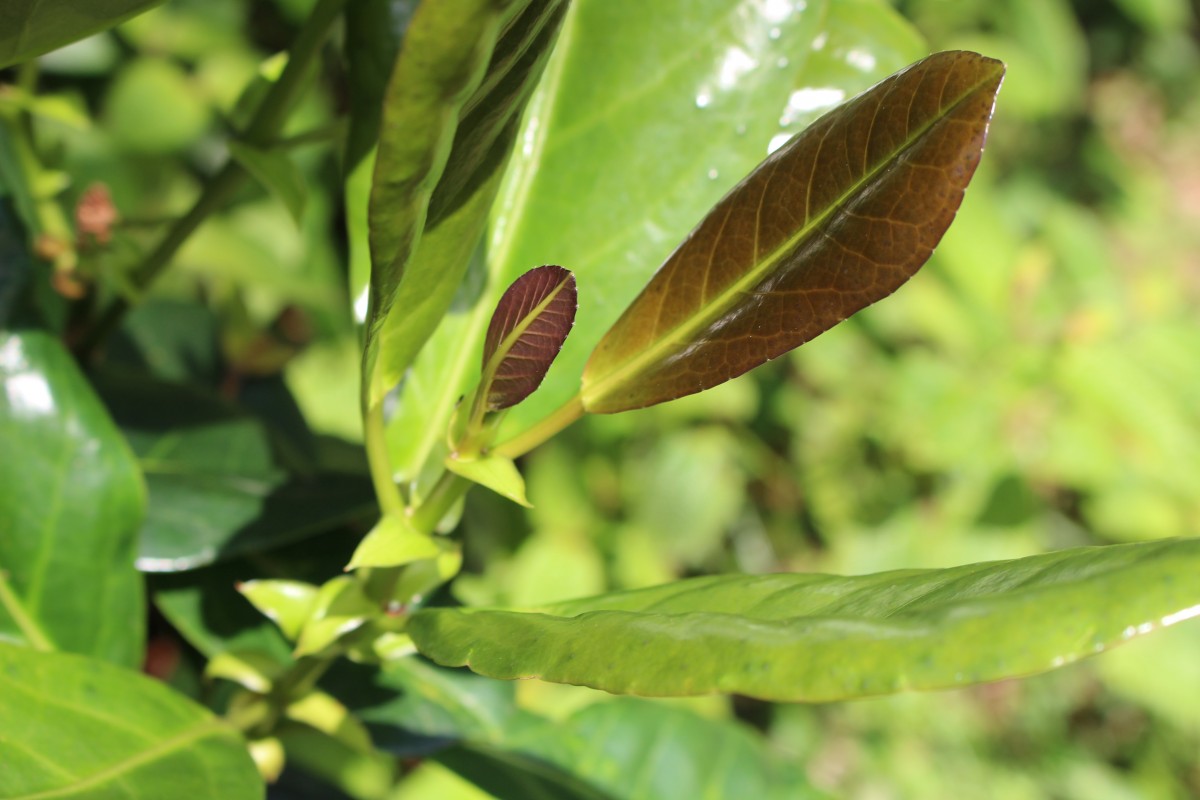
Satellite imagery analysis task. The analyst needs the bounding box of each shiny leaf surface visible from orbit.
[0,1,163,68]
[0,643,262,799]
[0,331,145,666]
[362,0,568,407]
[582,50,1005,412]
[480,265,576,411]
[410,540,1200,701]
[385,0,926,476]
[95,373,375,572]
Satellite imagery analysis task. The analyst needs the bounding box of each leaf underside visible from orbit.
[581,50,1005,413]
[408,540,1200,702]
[482,264,577,410]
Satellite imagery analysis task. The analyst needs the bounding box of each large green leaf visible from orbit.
[409,540,1200,701]
[94,371,376,572]
[0,643,263,799]
[461,699,816,800]
[385,0,926,478]
[362,0,568,407]
[581,50,1003,412]
[0,1,163,69]
[329,657,518,757]
[0,330,145,667]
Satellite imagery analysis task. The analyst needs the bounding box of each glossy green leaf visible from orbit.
[347,514,442,570]
[238,579,319,641]
[581,51,1004,412]
[0,331,145,667]
[453,699,815,800]
[152,563,294,664]
[479,265,576,411]
[151,531,362,664]
[385,0,926,478]
[293,576,377,657]
[410,540,1200,701]
[0,643,263,799]
[362,0,568,407]
[0,1,163,68]
[94,372,376,572]
[445,454,531,508]
[206,649,286,693]
[228,140,307,226]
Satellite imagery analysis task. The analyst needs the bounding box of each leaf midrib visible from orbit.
[14,720,236,800]
[582,60,999,406]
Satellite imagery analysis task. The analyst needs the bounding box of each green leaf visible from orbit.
[0,1,164,68]
[445,454,532,508]
[0,643,263,799]
[347,514,443,570]
[331,657,517,756]
[362,0,568,407]
[293,576,377,657]
[0,331,145,667]
[276,722,394,800]
[385,0,926,478]
[435,742,614,800]
[94,372,376,572]
[450,699,815,800]
[342,0,415,171]
[228,140,308,226]
[479,265,576,412]
[409,540,1200,701]
[152,562,294,663]
[238,579,319,641]
[206,649,287,693]
[581,51,1005,412]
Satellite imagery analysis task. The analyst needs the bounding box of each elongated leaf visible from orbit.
[0,331,145,666]
[482,265,576,410]
[362,0,568,407]
[0,1,163,68]
[409,540,1200,701]
[385,0,927,478]
[343,0,416,171]
[0,643,263,799]
[581,51,1004,412]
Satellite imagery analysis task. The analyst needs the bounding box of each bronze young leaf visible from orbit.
[482,264,577,411]
[580,51,1005,413]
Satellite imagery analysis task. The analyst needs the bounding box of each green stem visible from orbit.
[409,470,470,533]
[365,402,404,515]
[492,394,585,459]
[76,0,349,358]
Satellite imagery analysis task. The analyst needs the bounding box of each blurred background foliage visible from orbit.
[4,0,1198,796]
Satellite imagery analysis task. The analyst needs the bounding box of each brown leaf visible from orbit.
[483,265,577,410]
[581,51,1005,413]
